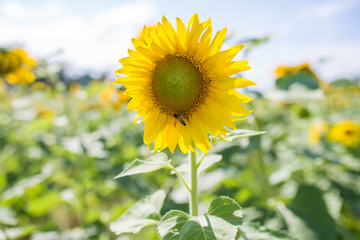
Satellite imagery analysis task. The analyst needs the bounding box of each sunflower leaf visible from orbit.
[239,222,296,240]
[278,185,336,240]
[210,129,266,144]
[157,196,243,240]
[110,190,166,235]
[198,154,222,174]
[207,196,243,226]
[114,153,171,179]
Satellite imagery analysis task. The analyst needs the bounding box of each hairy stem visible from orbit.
[189,142,198,216]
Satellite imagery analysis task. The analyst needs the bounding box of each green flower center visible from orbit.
[151,55,209,118]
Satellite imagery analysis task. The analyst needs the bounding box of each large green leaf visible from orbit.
[157,210,192,239]
[114,153,171,179]
[0,226,36,240]
[0,207,17,226]
[157,196,243,240]
[110,190,166,235]
[210,129,266,145]
[239,222,296,240]
[2,171,50,201]
[207,196,243,225]
[277,204,317,240]
[198,154,222,174]
[26,191,63,216]
[279,185,336,240]
[185,215,236,240]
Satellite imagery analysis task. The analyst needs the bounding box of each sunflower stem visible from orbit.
[189,142,198,216]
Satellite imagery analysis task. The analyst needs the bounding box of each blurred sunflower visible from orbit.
[99,87,117,103]
[113,90,131,110]
[35,104,56,119]
[115,13,255,153]
[31,81,51,91]
[274,62,331,91]
[99,87,131,110]
[0,47,36,84]
[274,63,310,79]
[69,82,83,97]
[0,80,5,96]
[308,120,328,144]
[328,120,360,147]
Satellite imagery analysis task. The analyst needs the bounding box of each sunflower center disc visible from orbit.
[152,56,204,115]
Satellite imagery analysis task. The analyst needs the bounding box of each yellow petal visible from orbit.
[176,17,187,51]
[209,28,227,56]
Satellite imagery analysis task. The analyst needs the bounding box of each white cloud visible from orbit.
[299,0,359,19]
[1,1,65,21]
[0,0,358,90]
[0,0,158,77]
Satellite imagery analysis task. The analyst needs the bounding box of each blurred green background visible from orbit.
[1,0,360,239]
[0,43,359,239]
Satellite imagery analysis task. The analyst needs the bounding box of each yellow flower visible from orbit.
[308,121,329,144]
[0,47,36,84]
[35,105,55,119]
[5,66,35,84]
[113,90,131,110]
[69,82,82,97]
[328,120,360,147]
[99,87,131,110]
[274,62,331,91]
[0,50,20,74]
[274,63,310,79]
[114,14,255,153]
[99,87,117,103]
[0,80,5,96]
[31,81,51,91]
[10,48,36,67]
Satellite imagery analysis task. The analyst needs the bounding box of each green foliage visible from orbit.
[210,129,266,144]
[110,190,166,235]
[0,48,359,239]
[157,196,243,240]
[239,223,296,240]
[331,78,359,87]
[114,153,171,179]
[276,72,319,90]
[285,185,336,240]
[198,154,222,174]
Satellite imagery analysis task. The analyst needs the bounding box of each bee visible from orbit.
[174,114,186,127]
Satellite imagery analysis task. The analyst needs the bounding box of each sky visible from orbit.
[0,0,359,90]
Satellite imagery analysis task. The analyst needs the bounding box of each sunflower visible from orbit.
[114,14,255,153]
[328,120,360,147]
[0,47,36,84]
[274,63,310,79]
[308,120,328,144]
[99,86,131,110]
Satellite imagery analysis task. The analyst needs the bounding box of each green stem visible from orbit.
[166,165,191,192]
[190,142,198,216]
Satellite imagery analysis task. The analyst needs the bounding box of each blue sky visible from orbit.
[1,0,359,90]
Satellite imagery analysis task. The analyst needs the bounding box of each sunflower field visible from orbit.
[1,18,360,240]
